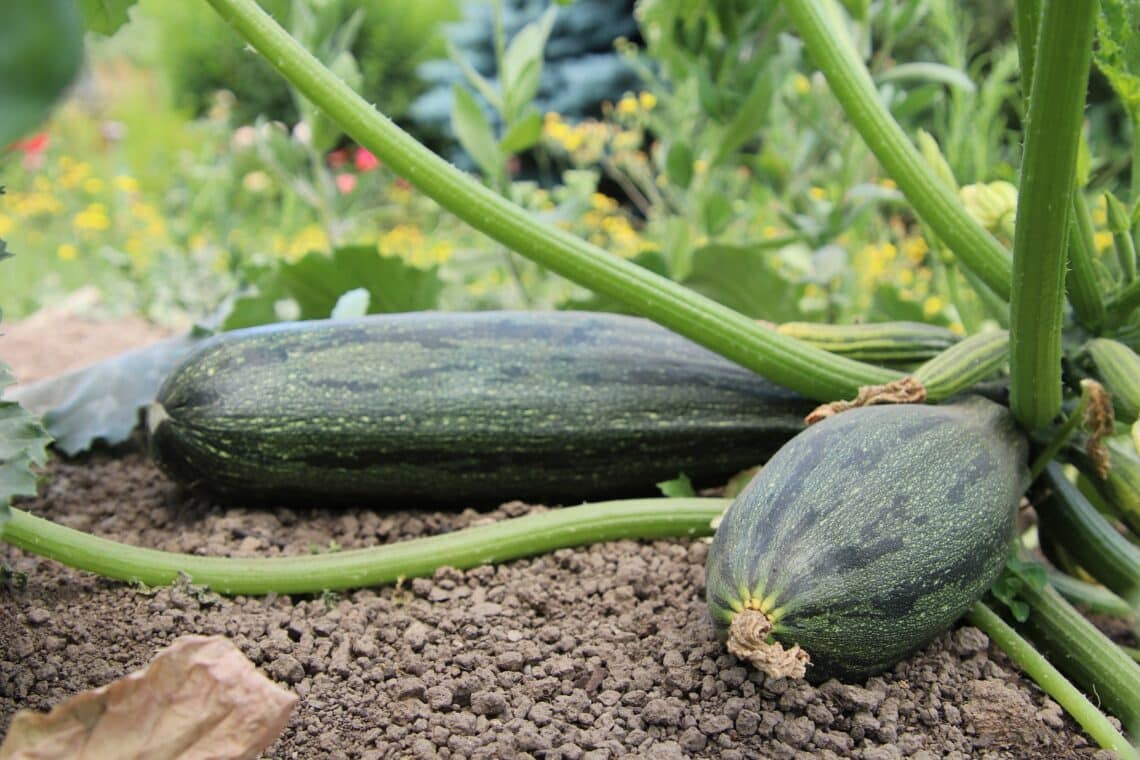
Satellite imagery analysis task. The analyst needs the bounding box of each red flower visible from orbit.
[354,147,380,172]
[336,173,357,194]
[328,148,349,169]
[9,132,48,155]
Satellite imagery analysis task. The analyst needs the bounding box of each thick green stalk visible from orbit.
[2,499,728,596]
[1067,194,1107,330]
[913,329,1008,401]
[1046,570,1136,618]
[201,0,898,402]
[785,0,1012,300]
[966,601,1139,759]
[1008,0,1096,431]
[1040,463,1140,608]
[1014,0,1041,103]
[1010,569,1140,738]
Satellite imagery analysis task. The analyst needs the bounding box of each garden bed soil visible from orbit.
[0,311,1129,759]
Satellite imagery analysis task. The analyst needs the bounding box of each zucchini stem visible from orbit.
[967,601,1139,759]
[1,498,729,596]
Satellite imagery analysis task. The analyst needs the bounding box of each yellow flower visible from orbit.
[922,295,944,319]
[902,235,928,264]
[808,186,827,201]
[590,193,618,212]
[693,159,708,176]
[638,91,657,111]
[793,73,811,94]
[879,178,898,190]
[1094,230,1114,253]
[113,175,139,193]
[288,224,330,259]
[73,203,111,232]
[56,243,78,261]
[898,269,915,286]
[617,95,638,115]
[949,321,965,336]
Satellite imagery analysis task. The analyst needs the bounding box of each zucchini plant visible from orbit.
[3,0,1140,754]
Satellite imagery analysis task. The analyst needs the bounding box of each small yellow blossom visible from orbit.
[902,236,928,264]
[56,243,78,261]
[793,73,811,94]
[590,193,618,212]
[1094,230,1114,253]
[616,95,638,115]
[923,296,944,319]
[694,159,708,176]
[638,92,657,111]
[879,178,898,190]
[288,224,330,259]
[898,269,915,286]
[949,321,966,336]
[112,175,139,193]
[808,186,827,201]
[74,203,111,232]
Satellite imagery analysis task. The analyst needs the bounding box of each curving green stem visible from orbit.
[1,499,728,596]
[200,0,898,403]
[1008,0,1097,431]
[785,0,1013,300]
[967,601,1139,759]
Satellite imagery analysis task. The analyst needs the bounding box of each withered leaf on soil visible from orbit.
[0,634,297,760]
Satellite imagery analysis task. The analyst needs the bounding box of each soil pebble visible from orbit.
[0,447,1123,758]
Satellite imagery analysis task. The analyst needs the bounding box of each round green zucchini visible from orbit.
[705,397,1027,682]
[147,311,815,506]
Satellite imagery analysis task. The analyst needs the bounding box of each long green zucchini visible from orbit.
[147,311,815,505]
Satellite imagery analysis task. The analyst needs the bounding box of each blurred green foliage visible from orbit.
[138,0,458,126]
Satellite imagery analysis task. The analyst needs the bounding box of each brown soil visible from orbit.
[0,311,1124,759]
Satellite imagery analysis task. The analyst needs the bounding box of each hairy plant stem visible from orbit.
[2,499,729,596]
[1007,566,1140,739]
[200,0,898,402]
[785,0,1012,299]
[1008,0,1096,431]
[966,601,1139,759]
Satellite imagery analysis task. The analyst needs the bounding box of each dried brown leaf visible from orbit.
[0,635,296,760]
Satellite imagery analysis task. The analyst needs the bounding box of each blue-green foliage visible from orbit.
[411,0,641,148]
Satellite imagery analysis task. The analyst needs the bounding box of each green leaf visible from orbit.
[0,366,53,533]
[683,244,802,321]
[499,108,544,155]
[451,85,504,184]
[224,246,445,330]
[656,473,696,498]
[0,1,84,146]
[501,6,558,122]
[665,142,694,189]
[702,195,734,236]
[79,0,138,35]
[8,336,200,456]
[1095,0,1140,118]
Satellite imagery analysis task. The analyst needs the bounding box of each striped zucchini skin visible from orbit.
[705,397,1027,682]
[148,311,815,506]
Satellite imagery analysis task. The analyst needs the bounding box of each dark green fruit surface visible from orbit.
[705,397,1027,682]
[148,311,814,506]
